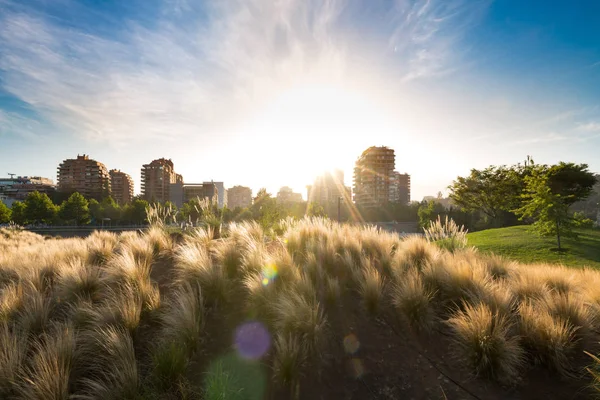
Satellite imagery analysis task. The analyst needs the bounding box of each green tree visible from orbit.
[23,191,58,225]
[10,201,26,225]
[307,202,326,218]
[124,199,149,224]
[0,202,11,224]
[449,164,528,227]
[251,189,281,230]
[515,163,596,250]
[101,196,121,222]
[59,192,90,226]
[89,199,103,224]
[418,200,446,229]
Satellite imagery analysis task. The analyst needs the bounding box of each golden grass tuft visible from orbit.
[391,269,436,331]
[19,324,75,400]
[359,261,385,315]
[448,303,524,383]
[518,301,577,375]
[0,322,25,397]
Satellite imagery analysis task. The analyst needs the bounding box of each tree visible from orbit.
[59,192,90,226]
[0,202,11,224]
[89,199,103,224]
[124,199,149,224]
[418,200,446,229]
[515,163,596,250]
[449,165,528,227]
[23,191,58,225]
[251,189,281,230]
[307,202,326,218]
[10,201,26,225]
[101,196,121,222]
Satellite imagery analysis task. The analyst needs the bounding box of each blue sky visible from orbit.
[1,0,599,200]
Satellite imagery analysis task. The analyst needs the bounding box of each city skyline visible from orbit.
[1,1,600,200]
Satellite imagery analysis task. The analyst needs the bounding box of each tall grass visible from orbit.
[1,219,600,396]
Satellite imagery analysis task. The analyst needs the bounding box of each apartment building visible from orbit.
[57,154,110,200]
[390,172,411,204]
[227,186,252,209]
[141,158,179,203]
[353,146,395,207]
[109,169,134,205]
[307,169,352,205]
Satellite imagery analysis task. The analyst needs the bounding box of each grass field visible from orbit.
[467,225,600,269]
[2,219,600,399]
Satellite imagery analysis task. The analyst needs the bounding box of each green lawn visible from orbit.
[467,225,600,269]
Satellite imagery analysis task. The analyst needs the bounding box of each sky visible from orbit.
[1,0,599,201]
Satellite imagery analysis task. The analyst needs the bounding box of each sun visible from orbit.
[237,82,397,194]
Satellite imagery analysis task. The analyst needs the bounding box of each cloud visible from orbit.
[511,132,569,145]
[0,0,490,145]
[577,122,600,132]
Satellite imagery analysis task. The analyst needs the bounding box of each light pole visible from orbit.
[338,196,342,223]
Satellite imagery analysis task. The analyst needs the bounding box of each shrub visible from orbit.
[448,303,524,383]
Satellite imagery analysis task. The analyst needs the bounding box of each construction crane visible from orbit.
[7,173,16,179]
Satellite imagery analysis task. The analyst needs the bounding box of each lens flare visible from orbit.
[234,321,271,360]
[261,263,278,286]
[343,333,360,354]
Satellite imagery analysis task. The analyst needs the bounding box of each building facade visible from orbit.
[109,170,134,205]
[389,172,411,204]
[57,155,110,200]
[353,146,395,207]
[227,186,252,209]
[169,182,217,208]
[203,181,226,208]
[141,158,178,203]
[0,176,56,207]
[307,169,351,205]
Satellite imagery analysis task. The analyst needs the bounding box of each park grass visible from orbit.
[467,225,600,269]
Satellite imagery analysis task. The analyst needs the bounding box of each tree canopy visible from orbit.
[59,192,90,226]
[0,202,11,224]
[515,163,596,250]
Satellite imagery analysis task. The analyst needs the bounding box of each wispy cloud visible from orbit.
[0,0,490,145]
[577,122,600,132]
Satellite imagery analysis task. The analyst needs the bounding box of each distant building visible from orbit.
[141,158,179,203]
[227,186,252,209]
[203,181,226,208]
[169,182,217,208]
[353,146,395,207]
[277,186,303,204]
[0,176,56,206]
[390,172,411,204]
[109,170,134,205]
[57,154,110,200]
[307,169,352,205]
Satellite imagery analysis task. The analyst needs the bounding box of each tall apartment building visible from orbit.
[57,154,110,200]
[353,146,395,208]
[109,169,134,205]
[390,172,411,204]
[141,158,179,203]
[227,186,252,209]
[307,169,352,205]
